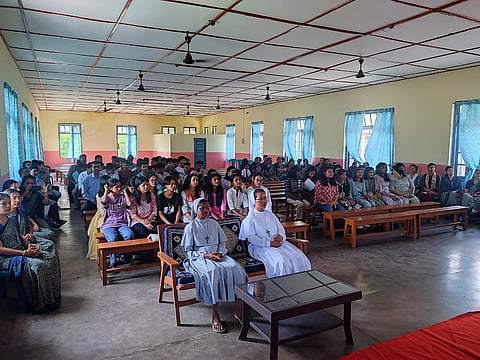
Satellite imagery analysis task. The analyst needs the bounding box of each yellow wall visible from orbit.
[0,37,40,179]
[40,110,202,154]
[203,66,480,165]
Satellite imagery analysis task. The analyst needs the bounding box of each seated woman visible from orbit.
[336,169,355,210]
[157,176,182,225]
[418,163,441,202]
[246,173,272,212]
[181,198,247,333]
[314,166,345,212]
[374,163,402,206]
[348,168,372,208]
[147,172,162,196]
[390,163,420,204]
[461,169,480,215]
[300,166,317,206]
[86,175,109,260]
[440,166,462,206]
[239,189,311,278]
[226,173,249,220]
[285,165,310,220]
[100,178,134,267]
[0,192,60,313]
[130,176,157,239]
[3,179,54,240]
[363,167,385,207]
[204,174,226,221]
[181,174,204,223]
[4,188,56,254]
[20,175,52,231]
[408,164,423,196]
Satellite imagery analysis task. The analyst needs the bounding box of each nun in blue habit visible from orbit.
[181,198,247,333]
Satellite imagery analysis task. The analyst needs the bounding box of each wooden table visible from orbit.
[282,220,309,239]
[235,270,362,360]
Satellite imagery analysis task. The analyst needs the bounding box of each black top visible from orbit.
[157,192,182,224]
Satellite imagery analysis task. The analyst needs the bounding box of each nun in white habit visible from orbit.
[239,188,311,278]
[181,198,247,333]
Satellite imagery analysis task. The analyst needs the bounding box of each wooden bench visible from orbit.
[157,218,309,325]
[97,238,159,285]
[82,209,96,230]
[264,180,286,214]
[344,212,418,248]
[405,205,467,238]
[282,221,309,243]
[323,202,440,240]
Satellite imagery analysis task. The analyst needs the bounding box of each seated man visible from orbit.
[239,189,311,278]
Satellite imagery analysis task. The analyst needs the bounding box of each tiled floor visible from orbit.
[1,188,480,359]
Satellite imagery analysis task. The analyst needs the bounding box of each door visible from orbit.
[193,138,206,168]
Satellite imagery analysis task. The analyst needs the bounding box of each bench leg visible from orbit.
[99,250,108,286]
[351,226,357,248]
[462,210,468,230]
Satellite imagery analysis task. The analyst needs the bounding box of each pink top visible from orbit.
[129,195,157,226]
[314,181,339,205]
[205,189,227,218]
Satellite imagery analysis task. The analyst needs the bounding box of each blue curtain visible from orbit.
[364,108,394,167]
[22,104,35,161]
[4,83,24,180]
[34,117,44,161]
[283,118,297,160]
[126,125,137,158]
[251,121,263,159]
[225,124,235,161]
[302,116,314,161]
[345,111,365,163]
[457,100,480,180]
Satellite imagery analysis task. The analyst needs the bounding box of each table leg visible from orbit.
[270,320,279,360]
[343,302,354,345]
[239,302,251,340]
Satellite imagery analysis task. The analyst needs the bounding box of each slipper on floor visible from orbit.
[212,321,225,333]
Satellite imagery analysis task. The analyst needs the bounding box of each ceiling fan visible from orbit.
[182,31,210,65]
[102,100,113,112]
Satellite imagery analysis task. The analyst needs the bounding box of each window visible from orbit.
[34,117,44,161]
[22,104,35,161]
[251,121,264,160]
[226,124,235,161]
[451,99,480,178]
[162,126,175,134]
[283,116,314,162]
[212,126,217,134]
[117,125,137,158]
[184,127,196,134]
[204,126,209,134]
[58,123,82,161]
[345,108,394,168]
[4,83,23,179]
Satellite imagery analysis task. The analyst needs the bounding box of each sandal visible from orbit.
[212,321,226,333]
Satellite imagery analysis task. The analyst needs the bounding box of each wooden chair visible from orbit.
[157,218,309,325]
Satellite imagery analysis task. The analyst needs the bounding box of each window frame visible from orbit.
[212,126,217,134]
[344,111,380,167]
[162,126,176,134]
[251,121,264,160]
[183,127,197,134]
[116,125,137,158]
[58,123,82,162]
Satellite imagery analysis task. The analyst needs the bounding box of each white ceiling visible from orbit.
[0,0,479,116]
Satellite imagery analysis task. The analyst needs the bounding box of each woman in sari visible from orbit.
[0,192,61,313]
[181,198,247,333]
